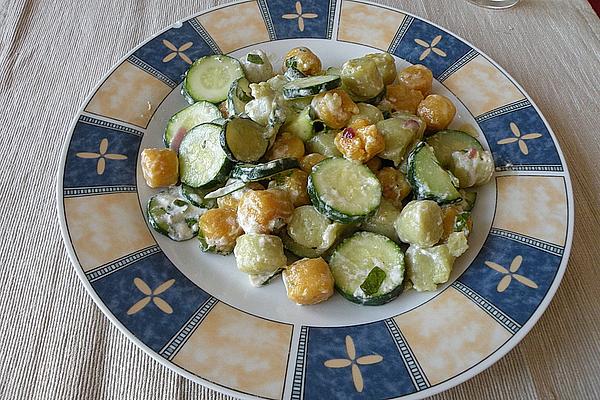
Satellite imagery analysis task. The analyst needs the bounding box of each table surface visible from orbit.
[1,0,600,399]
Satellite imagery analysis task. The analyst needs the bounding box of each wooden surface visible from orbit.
[1,0,599,398]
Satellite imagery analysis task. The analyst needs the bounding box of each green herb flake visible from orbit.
[247,54,264,64]
[173,199,188,208]
[454,212,471,232]
[360,266,387,296]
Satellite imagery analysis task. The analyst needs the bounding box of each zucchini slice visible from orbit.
[147,187,204,241]
[407,142,461,204]
[221,117,269,162]
[308,158,381,223]
[231,158,299,182]
[284,67,306,81]
[179,123,232,188]
[164,101,222,151]
[459,190,477,211]
[182,55,244,103]
[329,231,405,305]
[306,131,342,157]
[282,75,341,99]
[249,269,283,287]
[181,184,218,209]
[226,77,252,116]
[426,130,484,169]
[282,106,322,142]
[204,179,246,199]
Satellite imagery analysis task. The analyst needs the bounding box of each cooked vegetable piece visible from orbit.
[407,142,462,204]
[141,148,179,188]
[283,258,335,305]
[226,77,253,116]
[384,82,424,115]
[349,103,384,126]
[198,207,243,254]
[284,47,322,76]
[366,156,382,173]
[394,200,443,247]
[237,189,294,234]
[377,113,426,166]
[446,231,469,257]
[249,269,283,287]
[181,184,219,208]
[426,130,484,168]
[220,117,268,162]
[164,101,222,151]
[306,131,342,157]
[459,190,477,211]
[364,52,397,85]
[268,169,310,207]
[417,94,456,131]
[308,157,381,223]
[376,167,412,208]
[310,89,359,129]
[405,244,455,291]
[147,187,204,241]
[231,158,300,182]
[334,119,385,163]
[179,123,232,188]
[341,57,384,101]
[287,205,336,249]
[234,234,287,275]
[282,75,342,99]
[299,153,327,173]
[284,67,306,81]
[329,231,405,305]
[183,55,244,103]
[450,149,494,188]
[203,180,246,201]
[397,64,433,95]
[361,198,402,243]
[265,132,305,160]
[240,50,273,83]
[283,106,320,142]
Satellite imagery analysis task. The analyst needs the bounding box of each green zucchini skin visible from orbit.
[426,130,484,169]
[226,77,253,116]
[183,55,244,103]
[178,123,232,188]
[181,184,218,209]
[282,75,341,99]
[329,231,405,306]
[407,142,462,204]
[220,117,268,162]
[163,101,221,150]
[231,158,300,182]
[308,158,381,224]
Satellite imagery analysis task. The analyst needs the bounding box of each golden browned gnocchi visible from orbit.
[217,182,264,210]
[284,47,322,75]
[237,189,294,234]
[268,169,310,207]
[397,64,433,96]
[140,148,179,188]
[384,82,424,115]
[265,132,305,160]
[310,89,359,129]
[376,167,411,208]
[283,257,335,305]
[365,156,383,173]
[334,119,385,163]
[198,208,243,254]
[417,94,457,131]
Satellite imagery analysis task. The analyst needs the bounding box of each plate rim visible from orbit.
[56,1,575,398]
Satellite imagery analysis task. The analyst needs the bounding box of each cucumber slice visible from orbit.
[282,106,322,142]
[227,77,252,116]
[329,231,405,305]
[179,123,232,188]
[407,142,461,204]
[282,75,341,99]
[183,55,244,103]
[426,130,484,169]
[147,187,204,241]
[164,101,222,151]
[204,179,246,199]
[221,117,268,162]
[284,67,306,81]
[181,184,218,208]
[308,158,381,223]
[231,158,299,182]
[360,198,401,243]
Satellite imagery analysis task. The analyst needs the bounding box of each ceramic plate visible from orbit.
[57,1,573,399]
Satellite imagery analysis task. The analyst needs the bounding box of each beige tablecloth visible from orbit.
[1,0,600,398]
